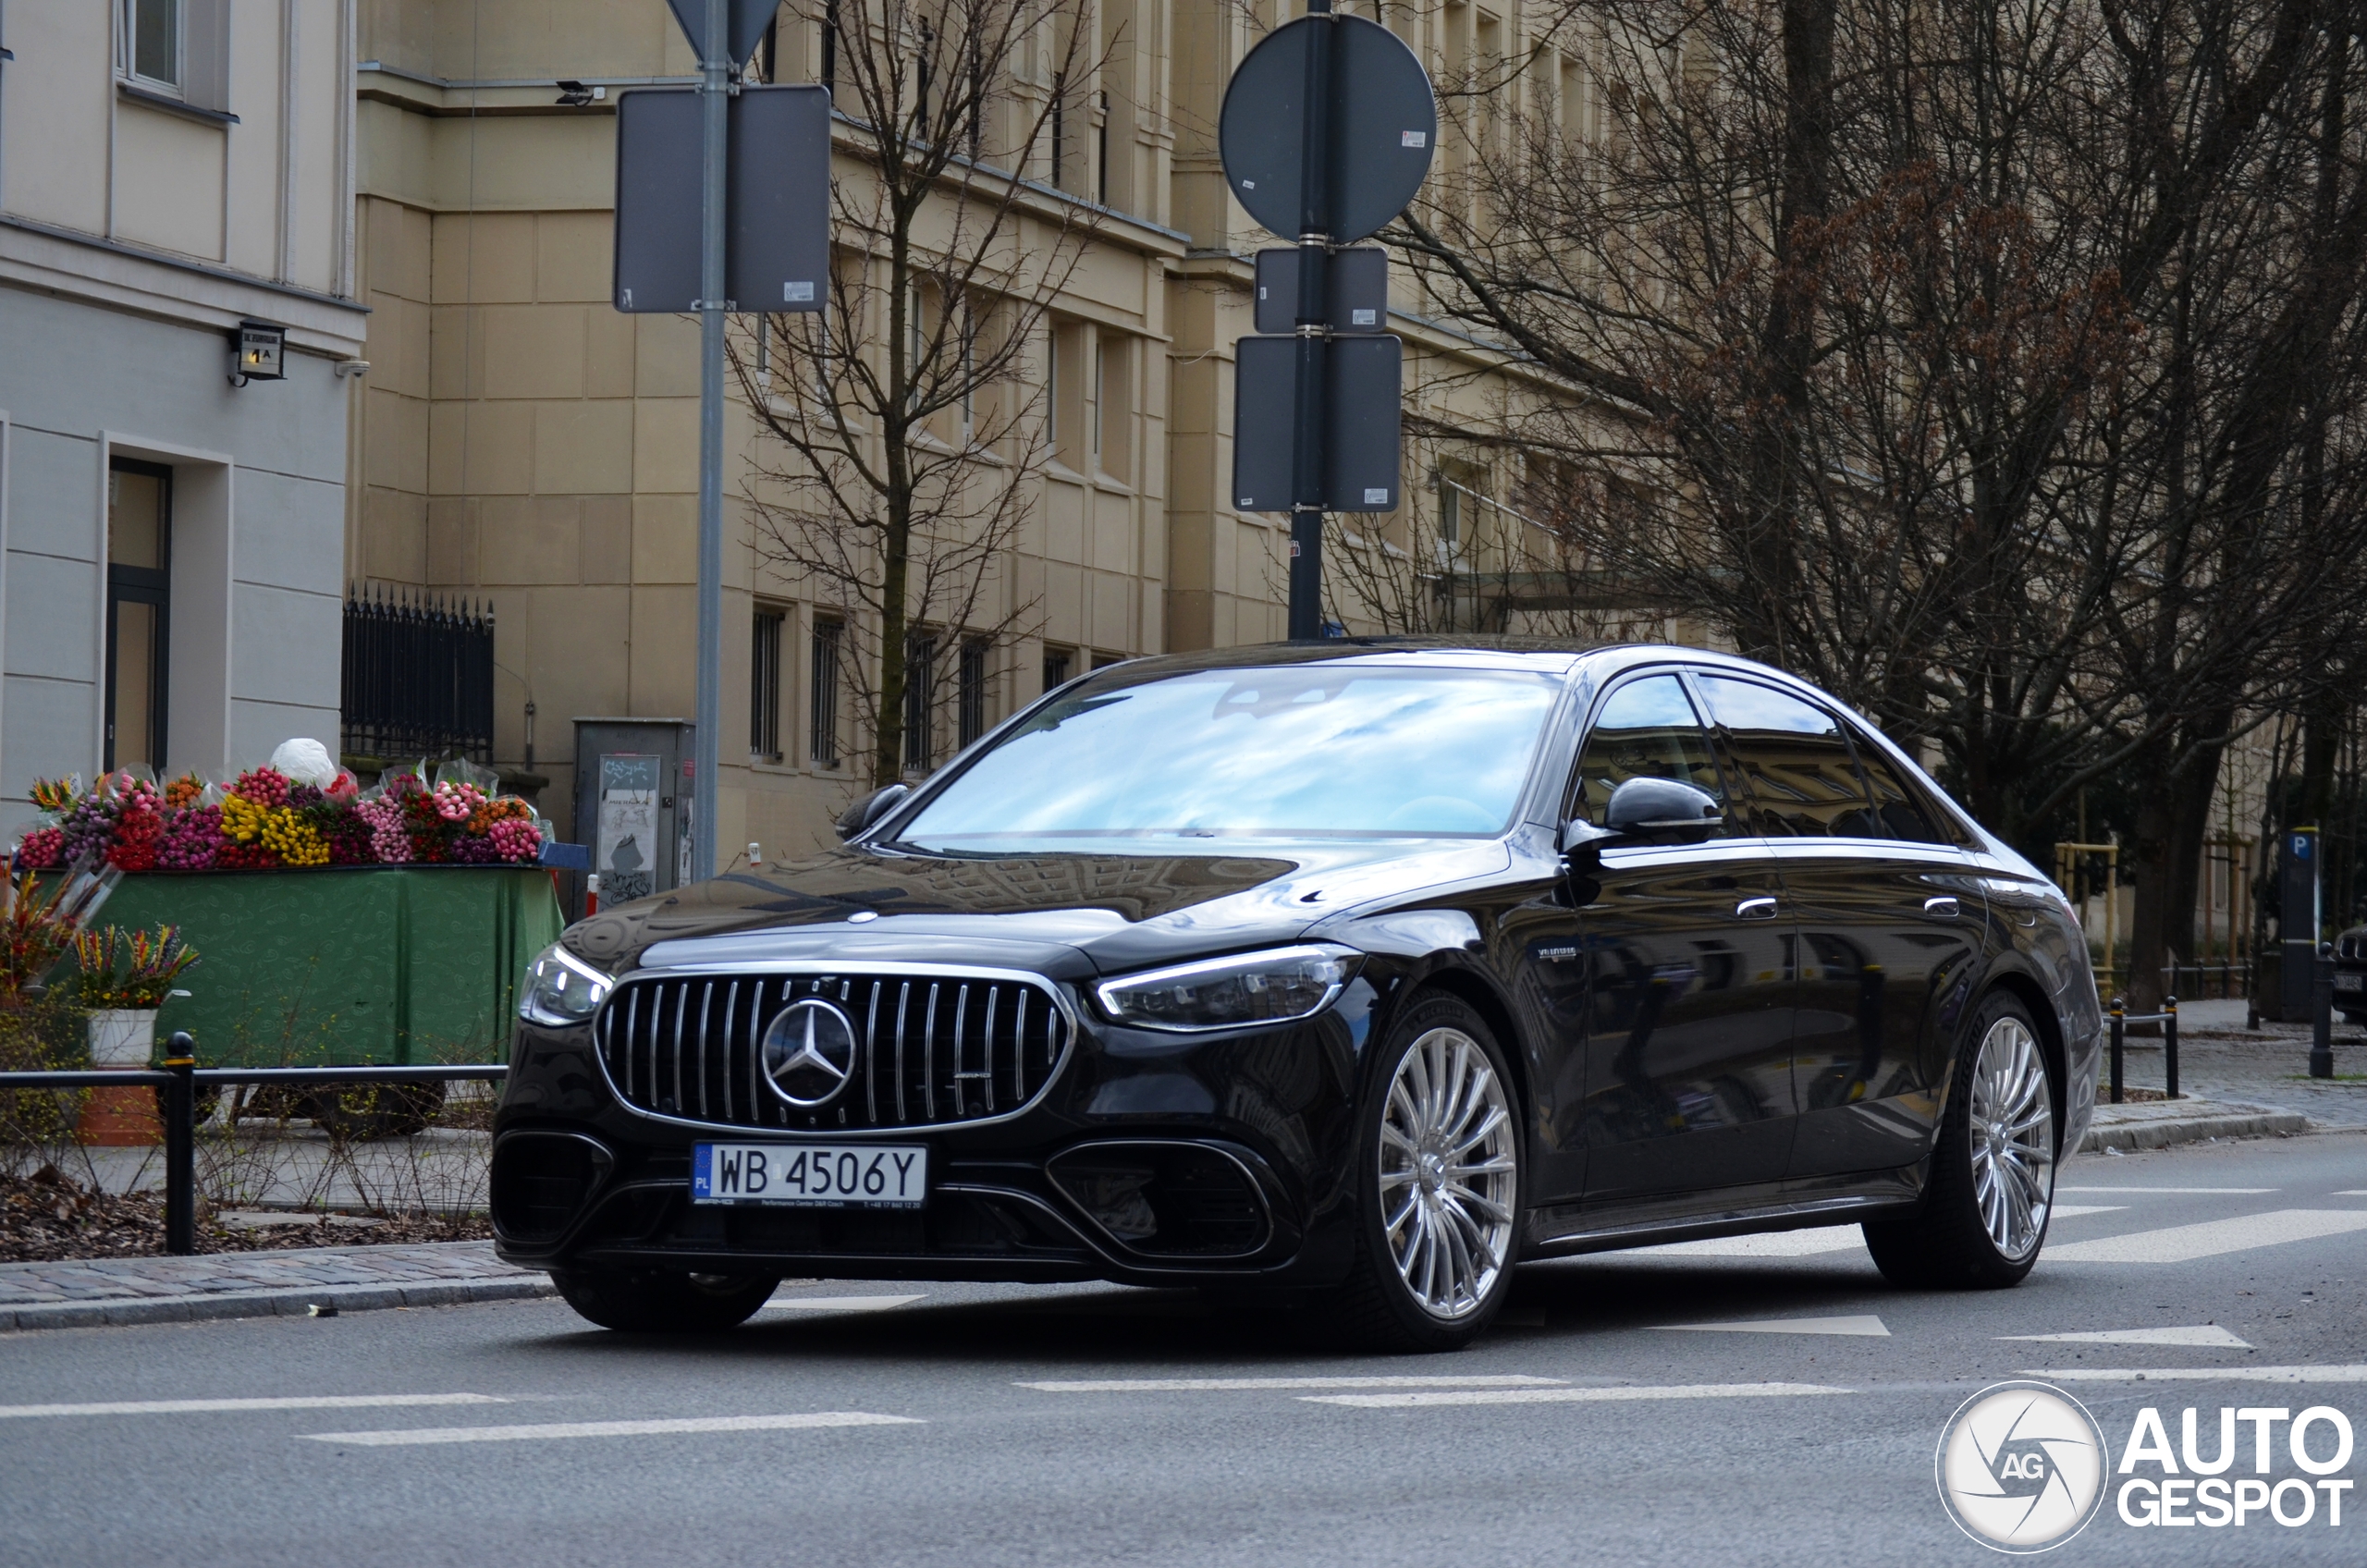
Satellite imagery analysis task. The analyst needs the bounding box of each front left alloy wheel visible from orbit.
[1326,993,1523,1351]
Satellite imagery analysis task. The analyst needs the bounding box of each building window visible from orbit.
[809,619,841,767]
[958,640,990,748]
[904,633,938,773]
[124,0,181,92]
[1042,646,1073,695]
[751,606,785,762]
[106,459,172,773]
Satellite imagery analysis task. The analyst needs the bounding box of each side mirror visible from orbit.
[1562,778,1721,876]
[834,783,912,842]
[1603,777,1723,843]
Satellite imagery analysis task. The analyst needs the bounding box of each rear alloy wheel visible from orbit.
[1864,993,2055,1289]
[1325,994,1522,1351]
[552,1266,779,1332]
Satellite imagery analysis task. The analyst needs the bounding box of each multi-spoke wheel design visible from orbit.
[1968,1014,2054,1261]
[1863,990,2057,1291]
[1377,1024,1518,1320]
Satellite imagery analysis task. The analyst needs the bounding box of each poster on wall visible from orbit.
[597,754,660,904]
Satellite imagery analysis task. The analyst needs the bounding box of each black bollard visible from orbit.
[2109,997,2126,1105]
[162,1031,197,1256]
[2313,944,2336,1080]
[2164,997,2178,1100]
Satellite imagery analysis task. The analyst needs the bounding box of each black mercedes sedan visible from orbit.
[494,641,2102,1351]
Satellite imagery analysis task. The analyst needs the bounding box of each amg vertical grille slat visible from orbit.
[595,969,1067,1133]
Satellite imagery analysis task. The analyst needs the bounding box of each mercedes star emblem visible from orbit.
[761,998,859,1106]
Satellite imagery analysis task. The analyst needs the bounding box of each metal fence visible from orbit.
[0,1033,505,1255]
[340,587,496,763]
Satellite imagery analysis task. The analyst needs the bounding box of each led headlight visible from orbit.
[1095,944,1359,1033]
[519,944,615,1027]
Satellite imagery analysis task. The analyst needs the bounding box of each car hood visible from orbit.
[562,839,1514,980]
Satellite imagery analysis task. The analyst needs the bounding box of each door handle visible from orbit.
[1923,896,1960,919]
[1736,895,1779,921]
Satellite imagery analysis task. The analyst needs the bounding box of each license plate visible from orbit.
[692,1144,927,1208]
[2338,974,2363,993]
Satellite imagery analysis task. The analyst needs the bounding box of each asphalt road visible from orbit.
[5,1133,2364,1568]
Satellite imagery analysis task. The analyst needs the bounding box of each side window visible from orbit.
[1572,674,1729,833]
[1695,675,1872,838]
[1847,727,1950,844]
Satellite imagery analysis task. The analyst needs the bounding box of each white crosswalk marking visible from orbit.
[2042,1208,2367,1264]
[1303,1382,1852,1409]
[2021,1366,2367,1383]
[2056,1186,2277,1194]
[2002,1326,2252,1349]
[1660,1314,1890,1338]
[301,1412,921,1446]
[1626,1228,1865,1259]
[0,1393,505,1420]
[1018,1375,1565,1393]
[762,1295,925,1312]
[2047,1205,2127,1219]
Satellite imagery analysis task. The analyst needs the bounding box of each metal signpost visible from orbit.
[1220,6,1437,639]
[613,1,827,881]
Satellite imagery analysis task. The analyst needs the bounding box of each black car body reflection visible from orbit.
[495,641,2102,1327]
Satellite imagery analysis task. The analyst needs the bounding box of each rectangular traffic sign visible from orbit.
[1254,247,1389,335]
[613,84,829,313]
[1232,336,1404,512]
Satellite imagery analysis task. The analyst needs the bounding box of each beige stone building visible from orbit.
[344,0,1596,874]
[2,0,365,842]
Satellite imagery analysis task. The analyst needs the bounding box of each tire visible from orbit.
[552,1266,780,1332]
[1863,991,2057,1290]
[1318,992,1524,1353]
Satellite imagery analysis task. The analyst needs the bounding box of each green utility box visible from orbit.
[77,866,564,1066]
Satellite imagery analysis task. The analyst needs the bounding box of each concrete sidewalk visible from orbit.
[0,1240,552,1332]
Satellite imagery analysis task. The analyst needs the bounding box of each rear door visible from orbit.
[1693,674,1986,1180]
[1567,672,1800,1201]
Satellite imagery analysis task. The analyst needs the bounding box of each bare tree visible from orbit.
[733,0,1109,788]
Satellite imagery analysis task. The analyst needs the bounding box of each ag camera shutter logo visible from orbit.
[1936,1381,2111,1552]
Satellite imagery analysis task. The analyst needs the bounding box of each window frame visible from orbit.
[1690,670,1880,841]
[104,457,173,774]
[808,617,843,769]
[1561,667,1737,835]
[121,0,183,95]
[750,604,786,764]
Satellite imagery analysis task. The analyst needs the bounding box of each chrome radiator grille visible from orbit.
[593,970,1071,1131]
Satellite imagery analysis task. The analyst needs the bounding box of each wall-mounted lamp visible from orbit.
[555,80,606,107]
[228,321,287,387]
[334,360,371,379]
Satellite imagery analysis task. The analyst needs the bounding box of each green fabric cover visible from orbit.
[70,867,563,1066]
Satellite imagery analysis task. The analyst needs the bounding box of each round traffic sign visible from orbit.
[1218,15,1438,245]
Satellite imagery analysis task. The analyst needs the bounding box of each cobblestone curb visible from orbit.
[2,1273,557,1332]
[0,1240,556,1333]
[2080,1098,2312,1154]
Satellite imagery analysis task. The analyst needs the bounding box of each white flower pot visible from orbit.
[88,1009,159,1068]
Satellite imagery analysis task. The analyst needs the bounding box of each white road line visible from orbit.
[0,1393,506,1420]
[2047,1205,2127,1219]
[2002,1326,2253,1349]
[1659,1314,1890,1338]
[301,1412,921,1447]
[2042,1208,2367,1264]
[1303,1382,1853,1409]
[2020,1366,2367,1384]
[1017,1375,1567,1393]
[2336,1191,2367,1197]
[2056,1186,2277,1194]
[762,1295,925,1312]
[1625,1228,1867,1259]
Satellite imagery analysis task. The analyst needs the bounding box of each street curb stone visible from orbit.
[1,1273,556,1333]
[2079,1100,2312,1153]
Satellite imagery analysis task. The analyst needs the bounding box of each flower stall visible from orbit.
[11,741,564,1073]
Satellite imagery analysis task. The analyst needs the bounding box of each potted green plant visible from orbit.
[72,925,198,1146]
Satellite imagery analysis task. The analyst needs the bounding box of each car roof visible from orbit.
[1078,637,1812,690]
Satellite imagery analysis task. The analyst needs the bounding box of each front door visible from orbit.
[1567,673,1800,1200]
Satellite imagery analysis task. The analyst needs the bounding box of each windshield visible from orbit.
[897,666,1561,849]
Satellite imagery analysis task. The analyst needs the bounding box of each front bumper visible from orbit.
[489,975,1382,1289]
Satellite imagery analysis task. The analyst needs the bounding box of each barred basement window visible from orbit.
[751,606,785,762]
[958,640,990,748]
[809,619,842,767]
[904,633,938,773]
